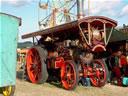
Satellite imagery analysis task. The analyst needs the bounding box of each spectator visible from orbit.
[112,50,127,86]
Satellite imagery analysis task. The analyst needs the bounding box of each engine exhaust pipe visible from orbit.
[77,0,85,19]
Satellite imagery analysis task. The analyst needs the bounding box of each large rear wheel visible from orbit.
[61,60,79,90]
[26,46,48,83]
[90,59,108,87]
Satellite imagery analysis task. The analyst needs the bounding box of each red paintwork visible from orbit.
[55,57,64,68]
[47,56,64,69]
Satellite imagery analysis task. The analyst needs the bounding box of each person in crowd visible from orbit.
[112,50,127,86]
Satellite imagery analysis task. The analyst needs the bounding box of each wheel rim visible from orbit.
[90,60,106,86]
[27,48,42,83]
[2,86,12,96]
[61,61,76,89]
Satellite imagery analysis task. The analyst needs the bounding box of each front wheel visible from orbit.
[90,59,109,87]
[61,60,79,90]
[2,86,15,96]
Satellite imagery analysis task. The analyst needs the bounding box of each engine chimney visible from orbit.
[77,0,85,19]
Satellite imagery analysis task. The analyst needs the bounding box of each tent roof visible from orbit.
[107,29,128,42]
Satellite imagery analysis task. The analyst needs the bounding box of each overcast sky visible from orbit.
[0,0,128,42]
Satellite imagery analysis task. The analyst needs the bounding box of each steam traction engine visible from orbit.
[22,0,117,90]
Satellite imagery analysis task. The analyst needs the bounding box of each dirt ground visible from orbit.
[0,64,128,96]
[14,79,128,96]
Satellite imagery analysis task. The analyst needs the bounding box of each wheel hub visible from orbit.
[33,63,37,69]
[65,72,71,79]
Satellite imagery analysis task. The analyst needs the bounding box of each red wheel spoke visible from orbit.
[32,68,37,74]
[30,62,34,65]
[31,70,36,74]
[37,69,41,74]
[70,79,74,85]
[33,74,37,80]
[37,60,41,64]
[71,72,75,79]
[29,67,34,71]
[68,65,71,72]
[31,54,35,59]
[35,55,40,61]
[99,75,103,81]
[65,65,68,73]
[28,58,33,64]
[35,51,39,59]
[97,75,101,82]
[67,77,70,86]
